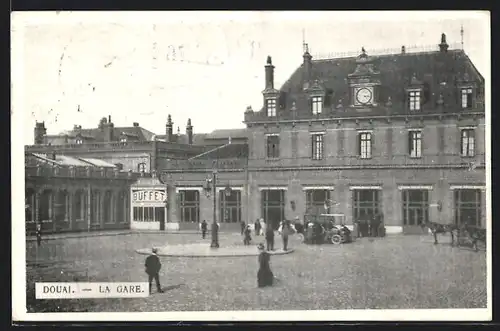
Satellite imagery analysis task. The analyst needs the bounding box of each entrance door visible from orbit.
[454,189,482,227]
[402,189,429,234]
[352,189,381,222]
[156,207,166,231]
[261,189,286,230]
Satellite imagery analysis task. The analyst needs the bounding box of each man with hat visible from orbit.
[145,247,164,294]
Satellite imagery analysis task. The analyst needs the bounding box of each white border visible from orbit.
[175,187,203,193]
[215,186,244,192]
[349,185,383,190]
[11,10,491,323]
[302,186,335,190]
[450,185,486,190]
[258,186,288,191]
[397,185,433,190]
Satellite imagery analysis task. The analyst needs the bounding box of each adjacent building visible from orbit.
[163,33,486,234]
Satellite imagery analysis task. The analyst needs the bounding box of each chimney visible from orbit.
[165,115,173,143]
[133,122,139,127]
[186,118,193,145]
[401,45,406,54]
[302,44,312,88]
[34,121,47,145]
[439,33,449,52]
[265,56,275,90]
[104,115,114,142]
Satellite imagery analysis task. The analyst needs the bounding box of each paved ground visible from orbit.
[25,232,487,312]
[136,244,294,257]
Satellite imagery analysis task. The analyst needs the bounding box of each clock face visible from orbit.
[356,87,373,105]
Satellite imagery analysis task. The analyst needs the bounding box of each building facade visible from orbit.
[162,33,486,234]
[25,153,138,234]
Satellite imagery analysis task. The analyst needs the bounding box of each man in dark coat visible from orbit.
[240,220,246,235]
[243,225,252,245]
[201,220,208,239]
[145,248,164,294]
[265,223,275,251]
[254,219,261,236]
[36,223,42,247]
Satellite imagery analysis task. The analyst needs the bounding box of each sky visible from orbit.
[12,11,490,145]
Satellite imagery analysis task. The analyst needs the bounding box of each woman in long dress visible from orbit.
[257,243,274,287]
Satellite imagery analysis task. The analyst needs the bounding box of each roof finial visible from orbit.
[302,28,307,53]
[460,24,464,50]
[361,47,366,54]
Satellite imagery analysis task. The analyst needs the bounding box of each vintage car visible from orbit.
[298,211,353,245]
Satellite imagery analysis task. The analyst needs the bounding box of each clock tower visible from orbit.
[347,48,381,108]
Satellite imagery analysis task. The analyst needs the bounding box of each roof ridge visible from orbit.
[311,49,464,62]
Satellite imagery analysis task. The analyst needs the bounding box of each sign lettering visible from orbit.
[132,190,167,203]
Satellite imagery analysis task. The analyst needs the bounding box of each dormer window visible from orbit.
[120,137,127,143]
[75,138,83,144]
[461,88,473,109]
[311,96,323,115]
[408,90,421,111]
[266,98,277,117]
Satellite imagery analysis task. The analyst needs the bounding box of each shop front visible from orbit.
[130,176,168,231]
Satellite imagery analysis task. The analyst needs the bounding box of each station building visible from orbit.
[162,33,486,234]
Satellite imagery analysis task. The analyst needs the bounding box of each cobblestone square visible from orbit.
[26,232,487,312]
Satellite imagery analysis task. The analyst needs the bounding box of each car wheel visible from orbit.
[330,234,342,245]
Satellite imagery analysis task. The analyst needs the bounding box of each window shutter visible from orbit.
[308,98,313,113]
[408,131,412,155]
[370,133,374,156]
[357,133,361,156]
[311,135,315,158]
[458,129,463,156]
[321,134,325,159]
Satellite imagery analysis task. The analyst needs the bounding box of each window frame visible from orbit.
[408,89,422,111]
[137,162,147,173]
[179,190,200,223]
[75,138,83,145]
[408,130,423,158]
[461,87,474,109]
[311,133,324,160]
[460,128,476,157]
[358,131,372,159]
[266,98,277,117]
[311,96,323,115]
[266,134,280,159]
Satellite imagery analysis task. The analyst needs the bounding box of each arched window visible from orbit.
[138,163,147,173]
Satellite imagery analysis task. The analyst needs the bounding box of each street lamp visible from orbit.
[204,170,220,248]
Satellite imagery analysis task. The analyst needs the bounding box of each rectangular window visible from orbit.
[133,206,142,222]
[408,131,422,158]
[402,190,429,226]
[461,129,475,157]
[461,88,473,109]
[311,96,323,115]
[408,90,421,111]
[454,189,482,227]
[358,132,372,159]
[311,134,324,160]
[179,190,200,223]
[261,189,286,231]
[352,189,381,221]
[266,135,280,158]
[219,190,242,223]
[266,98,277,117]
[305,189,331,214]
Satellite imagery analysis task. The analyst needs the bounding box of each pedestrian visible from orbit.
[265,223,275,251]
[201,220,208,239]
[281,220,291,251]
[240,220,246,235]
[257,243,274,288]
[243,225,252,245]
[36,223,42,247]
[254,218,261,236]
[145,248,164,294]
[260,218,266,236]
